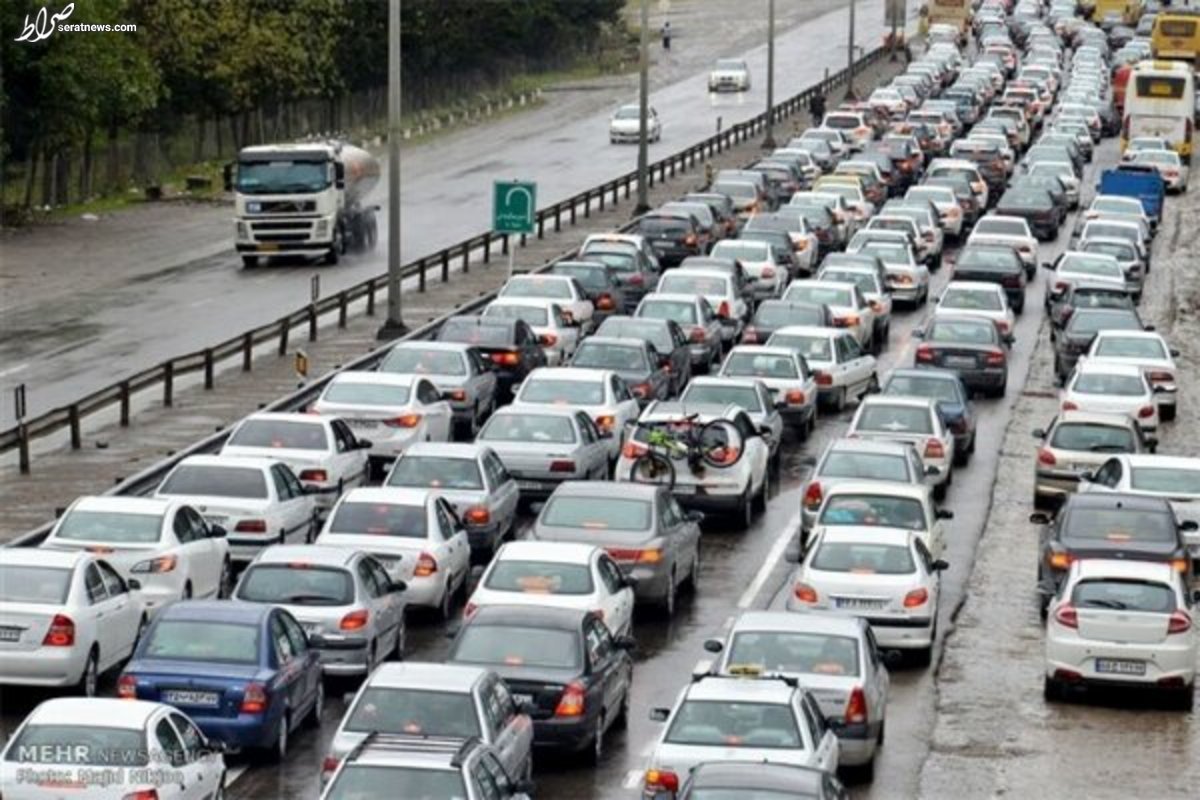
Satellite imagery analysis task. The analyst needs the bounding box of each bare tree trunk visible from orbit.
[79,129,94,199]
[106,122,120,189]
[132,130,149,185]
[255,106,265,143]
[215,115,224,157]
[193,116,206,162]
[230,114,241,152]
[40,147,54,207]
[23,144,38,207]
[54,146,70,206]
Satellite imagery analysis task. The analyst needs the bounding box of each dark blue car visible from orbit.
[882,368,976,465]
[118,600,323,760]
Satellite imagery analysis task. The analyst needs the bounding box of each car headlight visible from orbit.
[236,222,249,240]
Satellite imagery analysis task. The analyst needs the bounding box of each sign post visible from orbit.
[492,179,537,279]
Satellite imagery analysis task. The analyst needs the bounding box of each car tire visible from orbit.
[588,713,606,765]
[217,559,232,599]
[438,579,455,620]
[1168,685,1195,712]
[662,570,677,617]
[1043,675,1063,703]
[953,445,970,467]
[614,685,631,730]
[271,713,290,762]
[390,622,406,661]
[688,553,701,593]
[75,648,99,698]
[241,256,258,269]
[737,487,754,529]
[1161,404,1177,422]
[183,582,193,600]
[934,479,948,502]
[305,681,324,728]
[753,475,768,514]
[834,387,848,413]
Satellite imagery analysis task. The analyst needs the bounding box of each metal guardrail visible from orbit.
[5,47,886,547]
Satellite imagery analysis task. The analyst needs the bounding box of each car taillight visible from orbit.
[1061,401,1078,412]
[550,460,576,473]
[40,613,75,647]
[923,439,945,459]
[299,469,329,482]
[762,266,776,278]
[1053,604,1078,629]
[594,415,616,432]
[491,351,520,367]
[1147,371,1173,384]
[235,519,267,533]
[844,686,868,725]
[717,301,731,318]
[1001,274,1020,288]
[121,791,160,800]
[741,326,759,343]
[1171,558,1191,575]
[628,273,645,285]
[645,769,680,793]
[414,552,438,578]
[1037,447,1056,466]
[1048,551,1073,571]
[685,233,698,246]
[538,333,559,347]
[131,555,177,574]
[786,389,806,405]
[340,609,369,631]
[384,414,422,429]
[116,673,138,698]
[631,382,653,398]
[707,445,740,466]
[690,326,707,343]
[1138,406,1155,419]
[463,505,490,526]
[1169,611,1193,634]
[916,344,934,363]
[793,583,818,603]
[241,682,268,714]
[815,371,833,386]
[903,588,929,608]
[835,314,860,328]
[555,681,587,717]
[985,350,1005,367]
[322,756,341,778]
[622,440,648,459]
[597,294,616,311]
[803,482,823,511]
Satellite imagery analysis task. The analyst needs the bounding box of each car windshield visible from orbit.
[659,274,728,296]
[0,565,72,604]
[856,404,933,435]
[235,159,329,195]
[928,320,996,345]
[768,334,832,362]
[1072,579,1176,613]
[328,502,426,537]
[821,451,911,482]
[159,465,268,499]
[452,625,581,670]
[598,320,670,352]
[1063,256,1124,277]
[502,278,571,300]
[541,497,652,532]
[237,565,354,605]
[344,688,480,738]
[325,765,467,800]
[665,700,801,749]
[380,348,467,375]
[480,414,577,444]
[1063,509,1177,543]
[228,419,329,451]
[520,378,605,405]
[6,725,149,766]
[143,620,259,664]
[821,270,875,293]
[723,352,798,379]
[1068,311,1140,334]
[726,631,861,677]
[1050,423,1135,452]
[885,374,960,403]
[941,288,1003,311]
[54,510,162,544]
[573,342,648,372]
[812,541,917,573]
[485,560,595,595]
[819,494,926,529]
[387,456,484,490]
[1080,241,1134,261]
[1072,373,1144,396]
[639,300,697,325]
[485,304,549,326]
[322,382,410,406]
[682,385,763,413]
[1131,468,1200,495]
[785,285,852,306]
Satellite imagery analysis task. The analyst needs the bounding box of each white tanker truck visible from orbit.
[224,141,381,267]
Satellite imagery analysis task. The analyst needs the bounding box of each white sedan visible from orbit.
[767,325,878,412]
[788,527,946,666]
[610,103,661,143]
[0,549,147,696]
[847,397,954,498]
[966,214,1039,272]
[1128,149,1189,192]
[1044,559,1196,708]
[655,268,749,342]
[317,487,470,619]
[1061,361,1159,432]
[482,297,580,365]
[1,698,227,800]
[805,480,952,559]
[710,239,785,300]
[498,274,594,331]
[1082,330,1180,421]
[933,281,1016,337]
[816,263,893,346]
[513,367,640,462]
[42,496,230,613]
[465,541,635,637]
[717,345,818,434]
[782,280,876,351]
[154,454,320,564]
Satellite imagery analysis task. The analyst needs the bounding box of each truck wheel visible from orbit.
[241,255,258,269]
[324,227,343,265]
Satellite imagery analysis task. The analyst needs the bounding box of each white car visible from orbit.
[967,215,1038,272]
[782,280,876,351]
[0,549,147,696]
[464,541,635,637]
[655,268,749,342]
[767,325,878,412]
[717,345,818,433]
[1128,149,1189,192]
[817,263,893,344]
[1081,330,1179,421]
[42,496,230,612]
[317,487,469,618]
[710,239,785,300]
[155,454,319,564]
[377,341,500,437]
[1045,251,1127,308]
[483,297,580,365]
[221,412,370,512]
[1060,361,1160,432]
[822,111,874,150]
[788,527,946,665]
[847,397,954,497]
[804,480,951,559]
[513,367,639,461]
[709,58,751,91]
[1076,237,1145,298]
[849,233,930,307]
[610,103,661,143]
[1,698,226,800]
[933,281,1016,337]
[1044,559,1197,708]
[498,274,594,332]
[905,185,965,238]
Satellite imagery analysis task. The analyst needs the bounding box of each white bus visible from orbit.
[1122,60,1196,163]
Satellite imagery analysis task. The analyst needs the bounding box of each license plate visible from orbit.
[513,693,534,705]
[1094,658,1146,676]
[517,480,543,491]
[257,243,280,252]
[0,627,21,642]
[944,356,977,369]
[162,690,220,707]
[836,598,886,610]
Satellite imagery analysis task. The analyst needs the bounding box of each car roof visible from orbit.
[942,281,1005,293]
[391,341,474,354]
[578,336,647,350]
[642,292,705,305]
[726,345,797,359]
[69,496,173,515]
[243,411,329,425]
[1,548,88,569]
[467,603,587,630]
[824,480,928,500]
[252,544,358,567]
[663,268,731,282]
[1065,492,1172,513]
[364,661,487,691]
[497,540,599,564]
[330,370,421,388]
[770,325,840,338]
[1071,558,1179,584]
[25,698,165,729]
[489,297,562,310]
[160,599,269,623]
[825,437,919,457]
[1052,410,1137,428]
[686,675,798,703]
[339,487,435,507]
[685,376,768,393]
[525,367,611,383]
[548,479,659,501]
[859,394,936,410]
[173,454,277,471]
[818,526,917,547]
[731,610,868,637]
[400,442,489,460]
[1119,454,1200,470]
[1073,361,1144,378]
[490,404,582,420]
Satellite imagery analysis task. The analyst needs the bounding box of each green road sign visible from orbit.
[493,180,537,234]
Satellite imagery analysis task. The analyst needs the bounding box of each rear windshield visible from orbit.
[1131,468,1200,495]
[856,404,933,435]
[379,347,467,375]
[0,565,72,604]
[811,541,916,574]
[821,270,876,293]
[586,250,638,272]
[1068,312,1140,334]
[502,278,571,300]
[1080,241,1135,261]
[485,560,595,596]
[639,300,698,325]
[957,248,1019,270]
[144,620,259,664]
[485,304,549,327]
[885,374,960,403]
[1072,579,1176,613]
[520,378,605,405]
[859,242,909,262]
[237,564,354,605]
[821,451,911,482]
[665,700,801,749]
[682,385,763,414]
[659,274,728,296]
[640,217,692,236]
[573,342,648,372]
[1072,373,1144,396]
[480,414,577,444]
[1050,423,1135,453]
[387,456,484,490]
[345,688,480,738]
[7,726,149,766]
[712,242,770,261]
[541,496,652,532]
[754,303,822,328]
[1063,508,1177,543]
[769,333,831,362]
[785,285,852,307]
[598,319,671,352]
[229,419,329,451]
[723,352,798,379]
[437,318,512,346]
[452,625,581,670]
[928,320,997,345]
[325,766,466,800]
[322,382,410,406]
[976,219,1028,237]
[819,494,926,530]
[328,501,427,538]
[554,265,608,289]
[726,632,861,678]
[1093,338,1162,360]
[54,510,162,544]
[1063,257,1125,278]
[824,115,861,129]
[941,287,1003,311]
[159,465,268,499]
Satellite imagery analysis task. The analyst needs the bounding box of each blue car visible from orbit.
[118,600,323,760]
[882,368,976,465]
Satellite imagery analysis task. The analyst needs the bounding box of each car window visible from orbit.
[173,511,196,544]
[185,508,210,542]
[1094,459,1122,488]
[271,466,294,500]
[585,619,613,666]
[357,559,384,598]
[437,501,460,541]
[480,751,513,794]
[486,452,511,486]
[84,564,108,604]
[97,561,126,596]
[479,678,505,737]
[800,695,822,745]
[282,467,305,499]
[271,614,295,663]
[598,557,625,594]
[168,713,205,761]
[576,413,598,444]
[155,718,186,768]
[332,420,356,453]
[366,559,393,594]
[473,756,503,800]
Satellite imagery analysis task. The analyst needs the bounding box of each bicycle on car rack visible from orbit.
[627,414,745,490]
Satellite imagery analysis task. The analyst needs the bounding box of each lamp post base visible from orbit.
[376,319,411,341]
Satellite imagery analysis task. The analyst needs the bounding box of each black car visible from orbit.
[637,212,708,266]
[578,242,662,311]
[914,315,1009,397]
[951,244,1027,313]
[995,185,1061,241]
[551,260,625,324]
[1011,174,1069,213]
[570,336,671,405]
[1032,493,1196,617]
[436,316,547,403]
[742,300,834,344]
[446,605,634,761]
[594,315,692,395]
[677,762,847,800]
[1049,282,1136,331]
[883,368,976,463]
[736,227,801,277]
[1052,307,1149,383]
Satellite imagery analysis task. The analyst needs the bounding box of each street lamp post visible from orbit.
[635,0,651,215]
[762,0,777,149]
[846,0,858,100]
[377,0,408,340]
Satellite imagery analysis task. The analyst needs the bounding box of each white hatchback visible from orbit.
[847,397,954,497]
[1060,361,1159,432]
[311,372,454,463]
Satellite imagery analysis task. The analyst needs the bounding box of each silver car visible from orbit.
[530,481,701,617]
[233,544,406,677]
[385,442,520,562]
[681,376,783,463]
[1032,410,1156,509]
[477,407,611,501]
[635,292,724,372]
[321,662,534,787]
[377,341,499,438]
[800,438,931,534]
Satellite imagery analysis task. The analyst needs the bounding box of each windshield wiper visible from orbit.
[283,593,338,605]
[1080,599,1128,610]
[1088,444,1128,452]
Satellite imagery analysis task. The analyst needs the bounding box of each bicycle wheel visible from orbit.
[698,419,745,469]
[630,451,676,489]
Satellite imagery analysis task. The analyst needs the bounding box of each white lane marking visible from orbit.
[0,361,29,378]
[623,768,645,789]
[738,509,802,609]
[225,764,250,787]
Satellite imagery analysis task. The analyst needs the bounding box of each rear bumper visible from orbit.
[863,616,934,649]
[1046,640,1196,687]
[0,647,87,686]
[193,713,279,750]
[614,562,672,602]
[315,639,371,675]
[531,712,596,750]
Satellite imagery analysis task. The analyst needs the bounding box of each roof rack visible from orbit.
[346,732,480,766]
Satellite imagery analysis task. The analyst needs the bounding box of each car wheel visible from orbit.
[753,475,768,513]
[688,552,701,592]
[994,378,1007,398]
[1168,684,1195,712]
[183,582,193,600]
[614,684,631,730]
[1043,675,1063,703]
[439,579,455,620]
[271,714,290,762]
[1161,404,1177,422]
[834,387,848,412]
[306,680,324,728]
[953,445,970,467]
[75,649,99,698]
[588,713,606,764]
[662,570,677,617]
[737,488,754,529]
[306,514,320,544]
[934,479,948,502]
[218,559,232,599]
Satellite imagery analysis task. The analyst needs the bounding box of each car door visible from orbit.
[269,611,305,724]
[840,335,873,393]
[417,379,454,441]
[361,556,403,655]
[552,305,581,358]
[667,321,690,383]
[96,560,140,662]
[469,348,499,411]
[167,711,221,800]
[757,382,783,450]
[80,563,120,669]
[583,617,622,723]
[485,451,520,534]
[862,626,890,730]
[270,465,308,544]
[573,413,607,476]
[330,420,368,490]
[279,465,317,540]
[153,714,205,800]
[802,692,839,772]
[282,609,322,713]
[596,554,634,638]
[923,498,946,558]
[177,508,220,598]
[481,676,527,781]
[852,287,874,343]
[436,500,470,588]
[610,376,639,442]
[666,494,701,575]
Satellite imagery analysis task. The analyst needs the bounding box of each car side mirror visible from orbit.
[931,559,950,571]
[514,779,537,796]
[127,578,142,591]
[912,329,925,339]
[659,354,672,369]
[1153,384,1168,394]
[1041,261,1054,270]
[334,161,346,189]
[703,638,725,654]
[685,510,705,524]
[389,580,408,593]
[1005,333,1015,345]
[775,399,789,410]
[1180,520,1199,532]
[649,707,671,722]
[1031,428,1046,439]
[615,635,637,651]
[356,439,374,450]
[599,429,614,440]
[936,509,954,520]
[1080,471,1096,483]
[622,575,639,591]
[444,625,461,640]
[308,632,327,648]
[1029,511,1052,525]
[529,501,546,516]
[758,424,774,438]
[209,525,227,538]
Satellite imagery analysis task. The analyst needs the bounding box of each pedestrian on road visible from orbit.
[662,20,671,49]
[809,93,826,126]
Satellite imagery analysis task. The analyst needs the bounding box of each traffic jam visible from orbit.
[2,0,1198,798]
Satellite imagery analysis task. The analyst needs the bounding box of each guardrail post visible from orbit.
[17,423,29,474]
[502,235,509,256]
[669,158,676,178]
[624,177,631,199]
[204,348,214,389]
[367,282,376,316]
[483,237,492,264]
[570,202,577,225]
[163,362,174,407]
[419,258,426,293]
[338,292,348,328]
[279,320,289,356]
[519,233,527,247]
[68,405,81,449]
[659,162,667,182]
[554,205,562,232]
[308,306,318,341]
[119,381,131,425]
[442,250,450,282]
[584,191,591,219]
[612,182,619,206]
[462,246,470,275]
[537,215,545,240]
[599,190,605,212]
